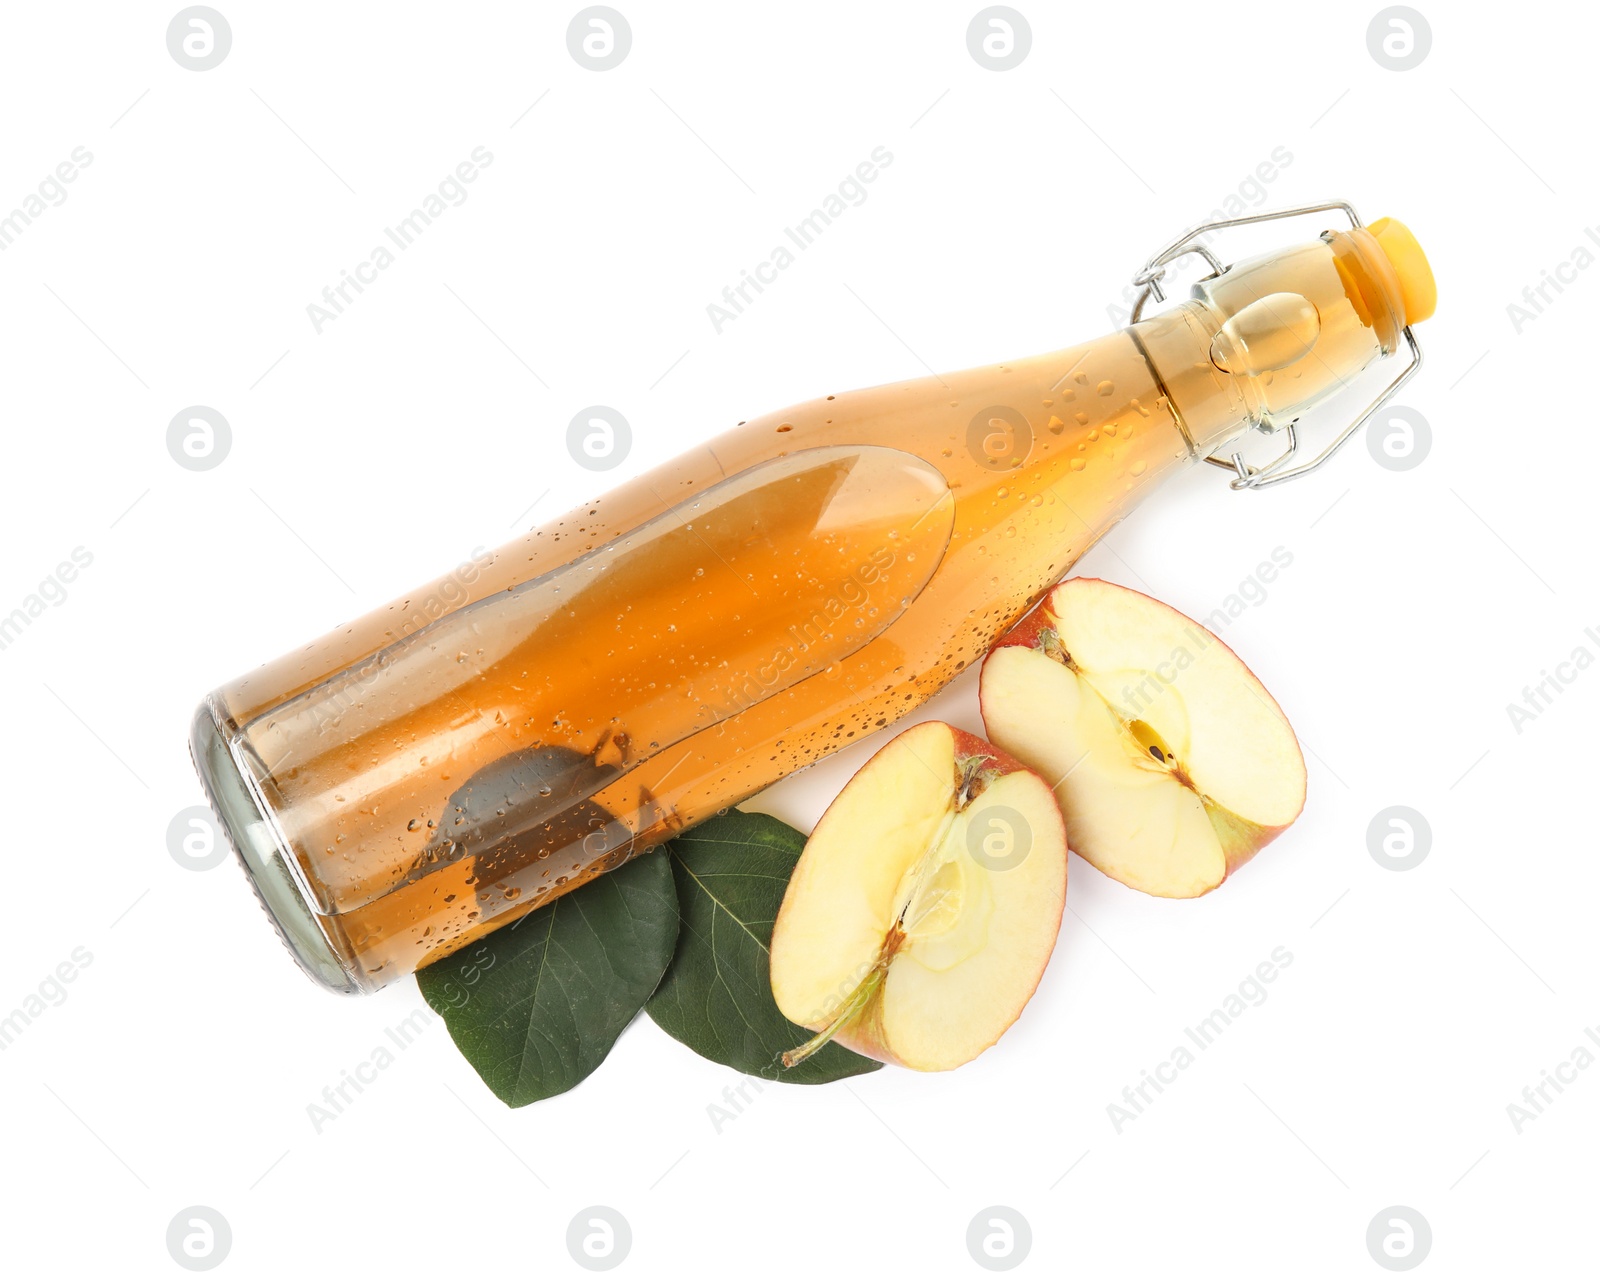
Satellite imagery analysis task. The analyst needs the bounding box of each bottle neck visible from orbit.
[1128,302,1255,459]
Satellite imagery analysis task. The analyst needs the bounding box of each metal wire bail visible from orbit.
[1127,201,1425,491]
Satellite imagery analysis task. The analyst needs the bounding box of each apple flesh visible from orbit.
[979,578,1306,898]
[769,721,1068,1072]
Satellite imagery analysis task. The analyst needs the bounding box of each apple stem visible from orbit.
[955,755,997,810]
[780,932,901,1069]
[1035,626,1077,670]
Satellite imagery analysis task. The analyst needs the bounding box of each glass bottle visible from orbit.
[192,208,1435,992]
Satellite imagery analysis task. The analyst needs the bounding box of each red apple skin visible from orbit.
[946,725,1046,783]
[833,996,899,1070]
[979,578,1306,895]
[774,720,1069,1070]
[1208,806,1289,884]
[986,599,1059,656]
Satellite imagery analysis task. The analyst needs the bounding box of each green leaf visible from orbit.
[646,810,882,1084]
[417,849,679,1107]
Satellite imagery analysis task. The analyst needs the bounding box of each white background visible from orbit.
[0,1,1590,1274]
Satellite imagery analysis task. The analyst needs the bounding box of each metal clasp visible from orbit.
[1129,201,1424,491]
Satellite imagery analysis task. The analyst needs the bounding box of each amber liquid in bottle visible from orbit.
[194,224,1419,991]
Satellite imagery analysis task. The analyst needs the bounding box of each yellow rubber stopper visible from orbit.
[1367,216,1436,325]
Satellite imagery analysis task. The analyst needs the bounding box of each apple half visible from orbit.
[980,578,1306,898]
[769,721,1068,1072]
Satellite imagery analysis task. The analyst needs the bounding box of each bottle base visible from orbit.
[189,697,366,995]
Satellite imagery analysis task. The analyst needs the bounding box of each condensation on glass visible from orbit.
[192,222,1421,992]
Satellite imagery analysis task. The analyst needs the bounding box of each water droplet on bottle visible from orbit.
[1131,460,1148,476]
[1070,458,1086,471]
